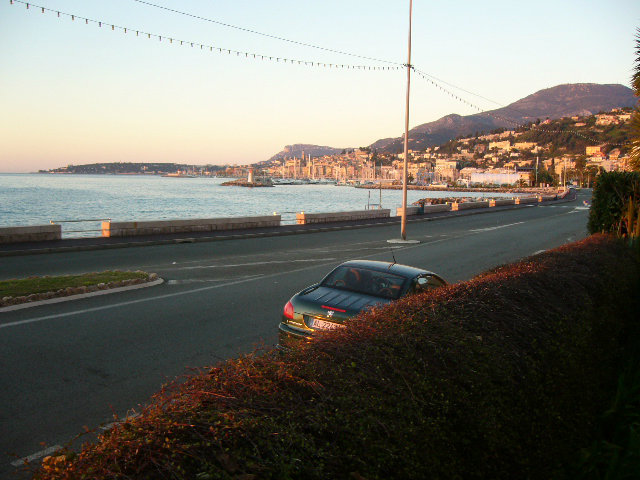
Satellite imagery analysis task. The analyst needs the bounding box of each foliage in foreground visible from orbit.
[34,235,640,480]
[588,171,640,243]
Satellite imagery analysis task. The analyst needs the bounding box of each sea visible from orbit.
[0,174,518,237]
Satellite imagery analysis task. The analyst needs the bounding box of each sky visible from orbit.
[1,0,639,173]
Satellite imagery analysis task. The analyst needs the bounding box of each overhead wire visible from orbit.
[7,0,400,71]
[6,0,628,147]
[131,0,402,67]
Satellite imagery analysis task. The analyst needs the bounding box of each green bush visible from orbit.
[588,171,640,239]
[34,235,640,480]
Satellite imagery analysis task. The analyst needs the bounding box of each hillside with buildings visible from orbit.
[43,107,633,189]
[370,83,636,153]
[257,107,634,188]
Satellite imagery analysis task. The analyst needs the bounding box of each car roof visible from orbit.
[337,260,435,279]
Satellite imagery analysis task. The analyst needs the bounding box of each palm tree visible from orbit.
[630,28,640,170]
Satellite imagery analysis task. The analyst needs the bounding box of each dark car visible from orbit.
[278,260,446,347]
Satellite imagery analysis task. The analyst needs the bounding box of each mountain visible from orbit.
[370,83,636,153]
[268,144,345,162]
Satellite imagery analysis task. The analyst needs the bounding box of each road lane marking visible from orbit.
[469,221,525,233]
[10,445,62,467]
[0,274,269,330]
[0,278,164,313]
[100,412,141,431]
[166,274,262,285]
[175,258,335,270]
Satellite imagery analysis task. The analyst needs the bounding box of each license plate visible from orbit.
[312,319,344,331]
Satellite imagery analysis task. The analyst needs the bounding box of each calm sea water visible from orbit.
[0,174,517,237]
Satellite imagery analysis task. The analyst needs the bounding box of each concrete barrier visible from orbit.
[0,225,62,244]
[102,215,281,237]
[296,209,390,225]
[395,206,420,216]
[423,204,452,214]
[493,199,516,207]
[451,201,491,211]
[515,196,539,205]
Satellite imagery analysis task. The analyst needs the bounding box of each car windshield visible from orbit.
[320,265,408,300]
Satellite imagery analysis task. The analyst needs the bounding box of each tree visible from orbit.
[530,166,556,187]
[574,155,588,186]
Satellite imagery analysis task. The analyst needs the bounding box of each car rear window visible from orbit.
[321,266,408,300]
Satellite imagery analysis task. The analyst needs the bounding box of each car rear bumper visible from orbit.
[278,322,312,348]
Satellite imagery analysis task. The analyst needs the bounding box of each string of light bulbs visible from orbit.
[7,0,400,71]
[131,0,402,67]
[7,0,629,148]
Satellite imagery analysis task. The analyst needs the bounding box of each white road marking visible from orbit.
[0,279,164,313]
[0,274,266,330]
[166,274,262,285]
[10,445,62,467]
[469,221,525,233]
[100,413,141,431]
[532,250,546,255]
[175,258,335,270]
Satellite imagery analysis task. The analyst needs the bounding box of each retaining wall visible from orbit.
[0,225,62,244]
[102,215,281,237]
[296,209,390,225]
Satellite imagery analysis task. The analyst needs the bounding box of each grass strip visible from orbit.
[0,271,150,298]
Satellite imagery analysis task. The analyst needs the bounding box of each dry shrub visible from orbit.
[35,234,640,480]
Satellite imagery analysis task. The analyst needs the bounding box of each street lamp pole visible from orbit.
[400,0,413,240]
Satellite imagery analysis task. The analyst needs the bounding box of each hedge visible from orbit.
[34,234,640,480]
[588,170,640,238]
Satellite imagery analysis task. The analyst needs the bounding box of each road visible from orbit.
[0,191,591,477]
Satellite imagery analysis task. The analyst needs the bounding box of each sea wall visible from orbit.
[296,209,390,224]
[102,215,281,237]
[0,225,61,244]
[451,200,491,211]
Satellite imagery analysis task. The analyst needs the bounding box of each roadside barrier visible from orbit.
[296,209,390,224]
[102,215,281,237]
[0,225,61,243]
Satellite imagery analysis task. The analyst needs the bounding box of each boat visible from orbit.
[162,173,196,178]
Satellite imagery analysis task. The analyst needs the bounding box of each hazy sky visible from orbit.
[1,0,638,172]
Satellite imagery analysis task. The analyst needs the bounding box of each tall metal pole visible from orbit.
[400,0,413,240]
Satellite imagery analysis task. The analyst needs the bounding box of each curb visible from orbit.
[0,278,165,313]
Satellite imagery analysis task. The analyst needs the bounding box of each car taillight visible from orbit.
[283,300,294,320]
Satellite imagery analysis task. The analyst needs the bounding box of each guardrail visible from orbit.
[50,218,111,238]
[276,211,299,225]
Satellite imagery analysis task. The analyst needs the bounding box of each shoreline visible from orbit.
[356,184,559,195]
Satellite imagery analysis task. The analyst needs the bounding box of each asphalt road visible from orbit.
[0,190,591,477]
